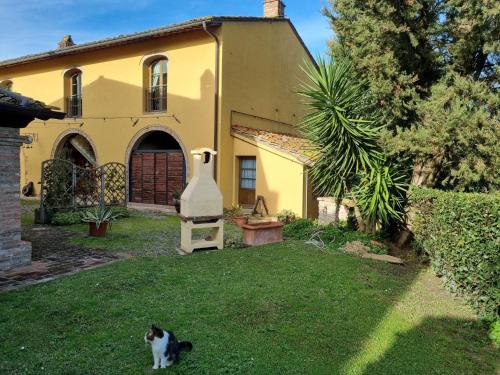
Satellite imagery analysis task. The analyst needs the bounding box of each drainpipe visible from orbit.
[202,21,220,181]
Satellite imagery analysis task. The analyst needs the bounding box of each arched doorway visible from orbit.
[54,133,97,168]
[129,130,186,205]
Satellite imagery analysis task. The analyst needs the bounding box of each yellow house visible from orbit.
[0,0,317,218]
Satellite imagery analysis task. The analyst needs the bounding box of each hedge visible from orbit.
[410,187,499,319]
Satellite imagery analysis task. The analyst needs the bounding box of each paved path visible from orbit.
[0,225,126,292]
[127,202,177,214]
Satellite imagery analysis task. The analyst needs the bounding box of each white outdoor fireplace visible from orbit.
[179,148,223,254]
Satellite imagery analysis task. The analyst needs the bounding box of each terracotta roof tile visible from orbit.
[231,125,315,165]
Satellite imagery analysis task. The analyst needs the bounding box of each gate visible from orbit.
[39,159,126,222]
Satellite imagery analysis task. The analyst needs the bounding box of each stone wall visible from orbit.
[0,127,31,271]
[317,197,350,225]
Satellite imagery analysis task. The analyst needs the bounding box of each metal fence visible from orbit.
[39,159,126,222]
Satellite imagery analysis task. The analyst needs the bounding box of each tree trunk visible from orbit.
[411,155,443,187]
[354,205,365,232]
[333,198,341,227]
[395,155,443,247]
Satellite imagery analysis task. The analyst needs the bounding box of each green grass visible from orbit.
[65,210,242,256]
[20,199,38,225]
[1,241,497,374]
[8,202,498,373]
[20,203,242,256]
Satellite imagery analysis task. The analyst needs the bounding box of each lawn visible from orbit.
[3,206,498,374]
[21,202,241,256]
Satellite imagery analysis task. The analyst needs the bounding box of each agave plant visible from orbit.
[299,57,382,199]
[81,206,121,229]
[353,159,409,232]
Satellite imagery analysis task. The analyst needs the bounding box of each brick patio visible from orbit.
[0,224,127,292]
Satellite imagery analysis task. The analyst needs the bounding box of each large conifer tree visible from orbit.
[324,0,499,191]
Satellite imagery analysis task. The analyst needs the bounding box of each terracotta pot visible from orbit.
[89,221,108,237]
[232,216,248,227]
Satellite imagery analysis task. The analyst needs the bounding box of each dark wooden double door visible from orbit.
[130,151,185,205]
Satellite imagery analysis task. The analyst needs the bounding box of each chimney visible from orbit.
[264,0,285,18]
[58,35,75,49]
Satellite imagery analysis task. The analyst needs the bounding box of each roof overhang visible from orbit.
[0,102,65,128]
[0,18,220,69]
[231,125,314,166]
[0,16,314,69]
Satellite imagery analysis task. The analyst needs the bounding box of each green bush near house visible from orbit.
[51,211,82,226]
[410,187,500,320]
[50,206,129,226]
[283,219,315,240]
[489,320,500,348]
[276,209,297,224]
[283,219,387,254]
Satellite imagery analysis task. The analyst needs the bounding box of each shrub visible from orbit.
[277,209,297,224]
[50,206,129,226]
[224,205,243,219]
[410,187,499,319]
[283,219,315,239]
[51,211,82,226]
[283,219,386,254]
[489,320,500,348]
[224,233,245,249]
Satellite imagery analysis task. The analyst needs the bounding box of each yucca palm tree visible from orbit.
[353,158,409,232]
[299,57,381,199]
[299,58,408,230]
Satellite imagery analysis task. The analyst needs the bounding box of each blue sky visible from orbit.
[0,0,332,62]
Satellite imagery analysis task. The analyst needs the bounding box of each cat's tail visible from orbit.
[178,341,193,352]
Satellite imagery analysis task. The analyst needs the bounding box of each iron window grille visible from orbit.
[145,85,167,112]
[66,96,82,118]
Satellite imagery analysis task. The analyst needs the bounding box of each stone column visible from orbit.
[0,127,31,271]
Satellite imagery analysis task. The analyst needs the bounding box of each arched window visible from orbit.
[145,58,167,112]
[64,69,82,117]
[0,80,13,91]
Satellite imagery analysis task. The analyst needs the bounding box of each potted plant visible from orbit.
[81,206,121,237]
[172,188,183,214]
[230,205,247,227]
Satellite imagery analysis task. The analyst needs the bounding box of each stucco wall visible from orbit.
[233,136,305,217]
[218,20,312,210]
[1,20,314,214]
[0,30,216,195]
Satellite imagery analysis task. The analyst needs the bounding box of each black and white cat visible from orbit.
[144,324,193,369]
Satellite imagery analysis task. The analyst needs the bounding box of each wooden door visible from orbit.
[130,151,185,205]
[166,151,184,204]
[130,153,144,203]
[238,157,256,207]
[154,153,167,205]
[142,153,155,203]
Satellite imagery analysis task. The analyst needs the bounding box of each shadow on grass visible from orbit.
[362,316,498,375]
[7,205,496,374]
